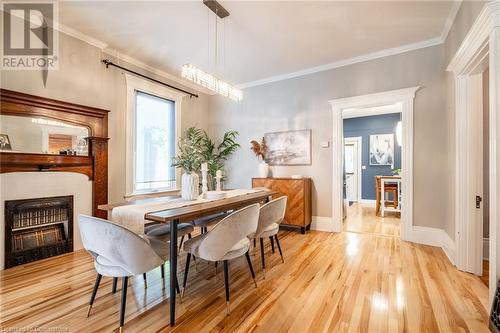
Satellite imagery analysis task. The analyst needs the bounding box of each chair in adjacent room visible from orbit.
[375,176,398,216]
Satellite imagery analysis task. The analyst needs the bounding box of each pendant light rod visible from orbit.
[203,0,229,18]
[102,59,199,98]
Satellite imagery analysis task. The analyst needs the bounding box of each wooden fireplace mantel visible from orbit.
[0,89,109,219]
[0,152,94,178]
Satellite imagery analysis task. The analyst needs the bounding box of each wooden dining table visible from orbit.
[98,189,277,327]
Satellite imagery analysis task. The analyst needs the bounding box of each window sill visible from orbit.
[124,188,180,201]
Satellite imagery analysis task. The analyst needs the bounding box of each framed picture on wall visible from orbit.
[369,134,394,167]
[264,129,311,165]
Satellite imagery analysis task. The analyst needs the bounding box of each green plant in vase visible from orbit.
[200,130,240,189]
[173,127,241,193]
[172,127,204,200]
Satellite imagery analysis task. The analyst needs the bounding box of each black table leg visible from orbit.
[170,219,178,327]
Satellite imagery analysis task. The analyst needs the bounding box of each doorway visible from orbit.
[342,108,402,238]
[329,87,418,242]
[344,137,361,202]
[447,3,499,303]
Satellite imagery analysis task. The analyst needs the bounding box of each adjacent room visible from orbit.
[1,1,500,332]
[343,106,402,238]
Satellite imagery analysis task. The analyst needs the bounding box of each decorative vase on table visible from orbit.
[181,172,199,200]
[258,161,270,178]
[251,137,269,178]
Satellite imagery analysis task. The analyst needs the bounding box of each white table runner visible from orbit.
[111,189,264,234]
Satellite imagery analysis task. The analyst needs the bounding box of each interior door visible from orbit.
[344,141,359,202]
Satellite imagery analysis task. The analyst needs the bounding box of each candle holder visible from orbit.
[216,170,222,191]
[201,163,209,197]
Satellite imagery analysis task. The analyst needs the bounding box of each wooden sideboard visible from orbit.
[252,177,312,234]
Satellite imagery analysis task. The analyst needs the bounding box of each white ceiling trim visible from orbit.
[58,22,108,50]
[56,23,215,95]
[440,0,463,42]
[238,37,443,89]
[103,48,216,95]
[52,2,462,94]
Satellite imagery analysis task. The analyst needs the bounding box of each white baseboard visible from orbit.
[359,199,376,206]
[442,232,456,266]
[483,238,489,260]
[311,216,334,232]
[409,226,444,247]
[409,226,456,266]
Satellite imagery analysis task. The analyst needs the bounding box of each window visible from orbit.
[125,74,183,197]
[133,91,176,193]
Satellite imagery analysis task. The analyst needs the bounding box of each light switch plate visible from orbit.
[321,141,330,148]
[362,165,367,170]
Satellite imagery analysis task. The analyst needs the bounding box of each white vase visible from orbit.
[258,161,270,178]
[181,172,199,200]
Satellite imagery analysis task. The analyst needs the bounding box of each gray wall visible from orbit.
[0,31,209,268]
[444,1,487,240]
[208,44,447,229]
[0,30,210,204]
[343,113,402,200]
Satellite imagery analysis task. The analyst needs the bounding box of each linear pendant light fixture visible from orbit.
[181,0,242,101]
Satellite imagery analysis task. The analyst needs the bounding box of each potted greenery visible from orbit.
[199,130,240,190]
[250,137,269,178]
[173,127,241,197]
[172,127,203,200]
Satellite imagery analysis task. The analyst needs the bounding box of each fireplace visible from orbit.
[4,195,73,268]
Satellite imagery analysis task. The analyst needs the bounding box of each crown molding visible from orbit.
[238,1,462,89]
[441,0,463,42]
[238,37,442,89]
[447,1,500,74]
[58,23,108,50]
[55,24,214,95]
[45,2,462,92]
[103,48,215,95]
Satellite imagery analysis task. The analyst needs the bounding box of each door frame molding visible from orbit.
[344,136,362,202]
[329,87,418,241]
[447,1,500,302]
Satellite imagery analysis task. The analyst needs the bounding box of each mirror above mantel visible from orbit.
[0,88,110,219]
[1,115,90,155]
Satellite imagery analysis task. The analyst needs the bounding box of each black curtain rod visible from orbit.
[101,59,199,98]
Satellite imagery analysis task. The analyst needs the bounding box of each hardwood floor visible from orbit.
[345,202,400,237]
[0,230,490,333]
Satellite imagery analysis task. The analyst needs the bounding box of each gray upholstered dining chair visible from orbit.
[145,222,194,253]
[191,211,229,234]
[141,222,194,287]
[251,196,287,278]
[79,215,179,333]
[181,204,260,315]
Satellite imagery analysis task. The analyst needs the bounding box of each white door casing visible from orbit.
[447,1,500,303]
[345,137,362,202]
[329,87,417,240]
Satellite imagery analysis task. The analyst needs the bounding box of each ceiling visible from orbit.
[59,1,457,87]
